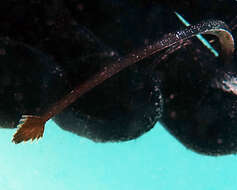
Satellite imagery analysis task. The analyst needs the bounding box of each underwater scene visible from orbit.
[0,0,237,189]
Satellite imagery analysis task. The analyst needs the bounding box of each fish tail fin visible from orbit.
[12,115,46,144]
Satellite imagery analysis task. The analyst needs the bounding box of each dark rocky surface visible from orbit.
[0,0,237,155]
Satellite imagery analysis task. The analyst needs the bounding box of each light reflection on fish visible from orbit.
[12,20,235,144]
[213,72,237,96]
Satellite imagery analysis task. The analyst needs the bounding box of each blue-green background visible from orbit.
[0,121,236,190]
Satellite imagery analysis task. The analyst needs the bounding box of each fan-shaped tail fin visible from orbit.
[12,115,46,144]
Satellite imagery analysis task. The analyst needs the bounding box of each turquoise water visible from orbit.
[0,121,236,189]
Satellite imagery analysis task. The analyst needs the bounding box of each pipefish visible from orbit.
[12,19,235,143]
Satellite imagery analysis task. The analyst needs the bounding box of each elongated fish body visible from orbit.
[12,19,235,144]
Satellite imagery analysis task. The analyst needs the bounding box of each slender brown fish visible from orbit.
[12,20,235,143]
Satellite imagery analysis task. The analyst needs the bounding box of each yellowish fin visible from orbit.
[12,115,46,144]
